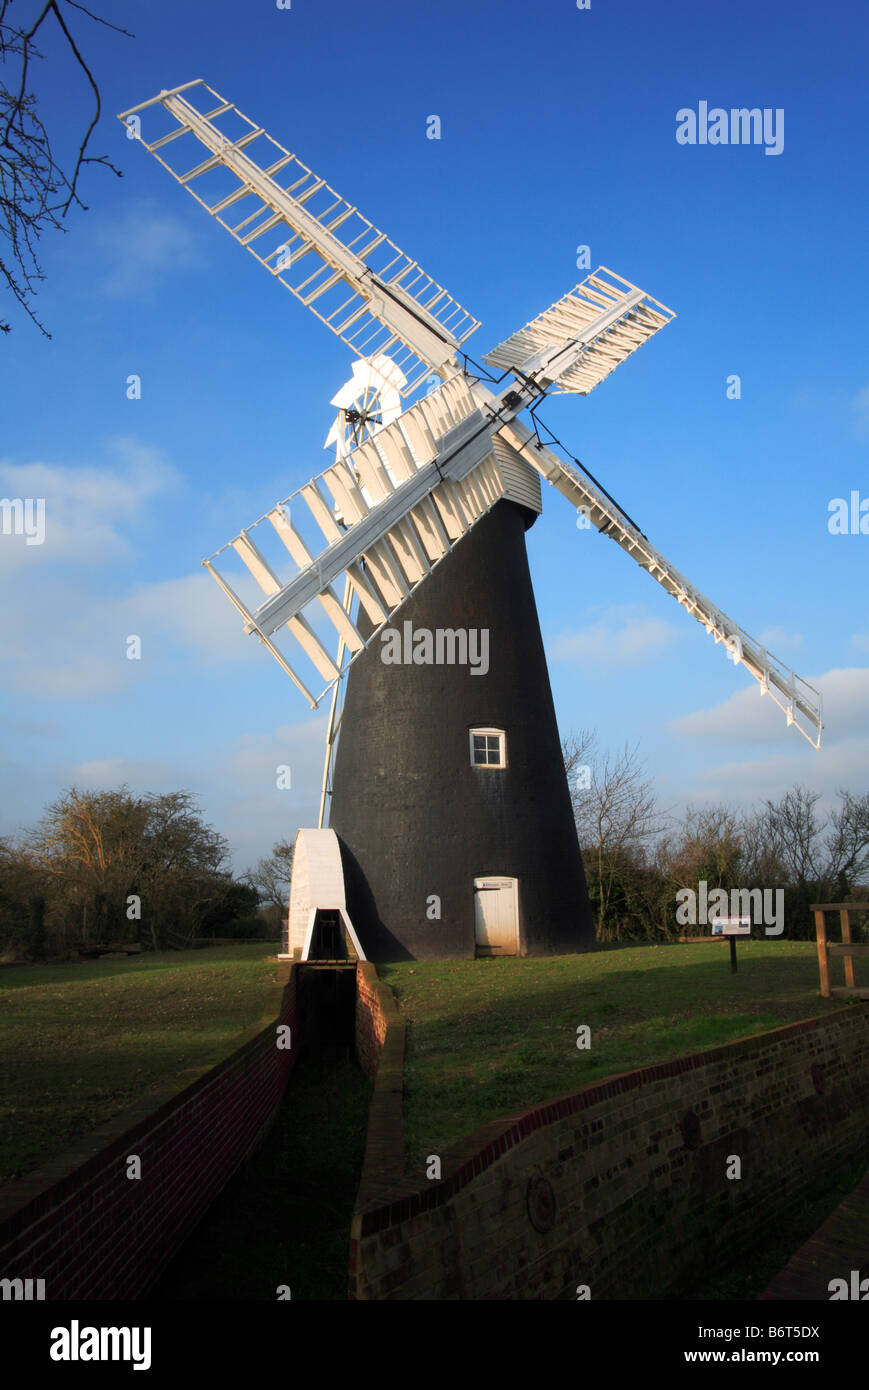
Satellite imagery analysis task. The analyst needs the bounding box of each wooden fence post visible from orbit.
[840,907,855,991]
[815,907,830,998]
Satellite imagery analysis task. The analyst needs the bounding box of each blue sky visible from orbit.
[1,0,867,870]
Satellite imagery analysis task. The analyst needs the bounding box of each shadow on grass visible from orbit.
[0,944,274,993]
[379,944,856,1171]
[0,946,282,1183]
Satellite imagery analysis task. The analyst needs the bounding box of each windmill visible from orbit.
[120,81,823,962]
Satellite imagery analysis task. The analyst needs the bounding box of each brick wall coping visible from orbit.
[0,962,295,1240]
[354,999,868,1237]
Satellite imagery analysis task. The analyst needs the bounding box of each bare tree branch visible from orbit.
[0,0,132,335]
[565,731,668,939]
[243,840,295,911]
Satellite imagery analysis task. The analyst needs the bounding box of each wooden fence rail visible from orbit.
[812,902,869,999]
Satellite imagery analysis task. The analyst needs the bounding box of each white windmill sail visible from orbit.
[117,81,479,397]
[484,267,675,394]
[203,372,540,707]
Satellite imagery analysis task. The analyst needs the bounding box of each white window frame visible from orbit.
[469,726,507,769]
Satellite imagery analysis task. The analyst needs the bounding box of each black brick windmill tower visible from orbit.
[122,82,823,961]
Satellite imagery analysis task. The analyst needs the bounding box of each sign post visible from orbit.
[711,915,751,971]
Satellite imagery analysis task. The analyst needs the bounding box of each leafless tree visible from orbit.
[662,803,745,890]
[826,789,869,897]
[759,785,825,888]
[0,0,131,335]
[737,806,788,889]
[561,728,596,791]
[243,839,295,912]
[749,785,869,928]
[563,734,869,941]
[564,729,667,939]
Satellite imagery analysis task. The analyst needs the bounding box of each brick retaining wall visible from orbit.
[353,962,406,1200]
[0,963,298,1300]
[350,1000,869,1300]
[354,961,390,1080]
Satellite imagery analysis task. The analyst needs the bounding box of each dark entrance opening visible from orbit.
[297,961,356,1056]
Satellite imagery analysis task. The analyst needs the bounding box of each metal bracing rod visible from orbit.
[318,575,353,829]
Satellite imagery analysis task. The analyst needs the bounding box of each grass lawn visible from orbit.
[0,944,279,1185]
[379,939,861,1173]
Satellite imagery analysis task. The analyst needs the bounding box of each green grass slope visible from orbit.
[379,940,856,1172]
[0,944,278,1184]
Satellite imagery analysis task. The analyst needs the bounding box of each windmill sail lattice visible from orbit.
[121,81,823,751]
[484,268,674,395]
[118,81,479,396]
[203,372,535,706]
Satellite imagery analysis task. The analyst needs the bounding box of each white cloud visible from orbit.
[852,384,869,439]
[0,716,61,738]
[665,670,869,811]
[221,715,326,806]
[0,438,244,698]
[0,568,256,699]
[73,758,171,787]
[689,736,869,810]
[121,573,253,662]
[549,605,679,671]
[671,685,781,744]
[0,438,179,574]
[66,716,329,871]
[95,202,199,298]
[209,717,328,869]
[757,626,805,653]
[671,666,869,745]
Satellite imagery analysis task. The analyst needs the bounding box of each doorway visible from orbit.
[473,877,519,956]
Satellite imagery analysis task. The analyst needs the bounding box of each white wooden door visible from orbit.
[474,877,519,954]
